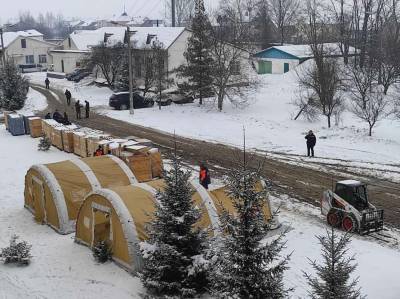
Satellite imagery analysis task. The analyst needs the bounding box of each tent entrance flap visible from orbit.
[32,176,46,223]
[91,204,112,247]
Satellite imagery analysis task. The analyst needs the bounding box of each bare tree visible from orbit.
[84,42,126,89]
[269,0,300,45]
[346,62,377,109]
[152,40,173,110]
[292,89,320,121]
[299,1,345,128]
[253,0,276,48]
[165,0,195,26]
[351,85,389,136]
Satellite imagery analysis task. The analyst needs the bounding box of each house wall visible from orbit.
[5,36,55,69]
[254,57,300,74]
[51,51,87,73]
[167,29,191,81]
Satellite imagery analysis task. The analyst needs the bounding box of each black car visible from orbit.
[66,69,84,81]
[73,71,91,83]
[168,91,195,104]
[109,92,154,110]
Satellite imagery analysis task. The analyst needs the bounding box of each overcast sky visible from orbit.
[0,0,218,24]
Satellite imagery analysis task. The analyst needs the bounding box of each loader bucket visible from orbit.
[360,209,384,235]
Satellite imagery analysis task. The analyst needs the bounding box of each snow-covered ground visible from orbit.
[18,87,48,115]
[26,71,400,168]
[1,125,400,298]
[26,72,113,107]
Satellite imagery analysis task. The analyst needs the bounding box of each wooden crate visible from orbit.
[29,117,43,138]
[127,154,153,182]
[52,127,65,150]
[149,151,164,178]
[87,135,102,157]
[125,145,150,154]
[3,111,13,131]
[79,135,89,158]
[62,130,75,153]
[73,132,85,156]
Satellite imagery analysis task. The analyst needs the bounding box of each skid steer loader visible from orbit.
[321,180,384,234]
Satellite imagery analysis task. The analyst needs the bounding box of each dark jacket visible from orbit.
[75,101,82,111]
[44,113,51,119]
[85,101,90,111]
[65,90,71,99]
[53,111,63,123]
[305,133,317,147]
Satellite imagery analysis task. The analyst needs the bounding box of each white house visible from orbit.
[0,30,57,71]
[253,43,357,74]
[50,26,191,78]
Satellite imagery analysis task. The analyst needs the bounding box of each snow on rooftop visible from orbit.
[0,30,43,49]
[337,180,363,186]
[69,26,186,51]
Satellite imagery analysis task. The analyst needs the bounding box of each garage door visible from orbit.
[258,61,272,74]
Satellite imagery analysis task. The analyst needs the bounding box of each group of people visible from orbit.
[63,89,90,119]
[44,110,71,125]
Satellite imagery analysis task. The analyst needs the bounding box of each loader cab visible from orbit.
[335,180,369,211]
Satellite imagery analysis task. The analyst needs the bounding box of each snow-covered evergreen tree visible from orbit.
[177,0,215,105]
[140,150,208,297]
[0,234,32,266]
[210,160,291,298]
[304,227,362,299]
[38,136,51,151]
[93,241,112,263]
[0,60,29,110]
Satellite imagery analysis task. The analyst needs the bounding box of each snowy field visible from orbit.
[1,124,400,298]
[18,87,48,115]
[27,71,400,169]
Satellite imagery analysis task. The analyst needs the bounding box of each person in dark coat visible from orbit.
[53,109,63,123]
[44,112,52,119]
[75,100,82,119]
[65,89,72,106]
[84,100,90,118]
[45,78,50,89]
[199,163,211,189]
[63,112,71,125]
[305,130,317,157]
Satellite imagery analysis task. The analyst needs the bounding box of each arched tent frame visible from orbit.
[24,155,138,234]
[75,179,272,274]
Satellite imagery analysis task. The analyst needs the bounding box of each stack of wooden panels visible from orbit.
[73,131,86,156]
[29,117,43,138]
[3,111,14,131]
[62,130,75,152]
[52,126,66,149]
[149,150,164,178]
[126,154,153,182]
[22,115,34,135]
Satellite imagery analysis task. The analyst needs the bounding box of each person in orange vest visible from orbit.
[199,163,211,189]
[94,145,104,157]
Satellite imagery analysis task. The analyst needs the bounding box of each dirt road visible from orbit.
[31,84,400,228]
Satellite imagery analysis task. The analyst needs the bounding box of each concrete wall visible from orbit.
[51,51,88,73]
[5,36,55,69]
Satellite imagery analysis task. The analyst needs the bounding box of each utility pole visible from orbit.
[172,0,176,27]
[125,27,137,115]
[0,28,6,66]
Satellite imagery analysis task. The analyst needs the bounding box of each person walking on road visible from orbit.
[75,100,82,119]
[65,89,72,106]
[305,130,317,157]
[45,78,50,89]
[199,163,211,189]
[85,100,90,119]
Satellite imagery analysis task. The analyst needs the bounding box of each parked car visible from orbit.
[151,93,173,106]
[168,91,194,104]
[109,92,154,110]
[73,71,91,83]
[66,69,88,81]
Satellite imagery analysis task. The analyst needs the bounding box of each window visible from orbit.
[21,39,27,48]
[231,61,241,75]
[39,55,47,63]
[25,55,34,64]
[76,61,81,67]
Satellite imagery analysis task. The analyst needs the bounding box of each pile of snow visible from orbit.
[18,87,48,115]
[0,126,400,298]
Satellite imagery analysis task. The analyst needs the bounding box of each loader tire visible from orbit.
[327,210,341,227]
[342,214,358,233]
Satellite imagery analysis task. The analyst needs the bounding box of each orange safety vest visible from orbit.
[95,149,103,156]
[200,169,207,182]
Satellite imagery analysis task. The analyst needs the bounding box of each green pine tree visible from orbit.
[304,227,363,299]
[0,60,29,110]
[140,150,208,297]
[210,159,291,298]
[177,0,215,105]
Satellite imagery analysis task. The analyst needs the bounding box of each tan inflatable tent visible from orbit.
[75,180,272,273]
[24,155,137,234]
